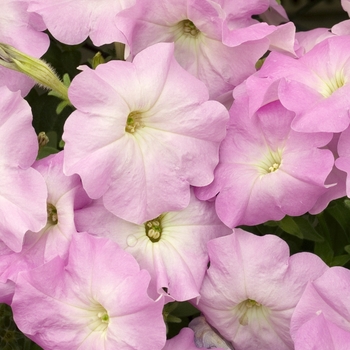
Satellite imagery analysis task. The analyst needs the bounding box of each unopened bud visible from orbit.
[0,43,70,104]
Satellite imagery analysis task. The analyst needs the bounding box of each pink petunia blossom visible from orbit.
[189,316,233,349]
[28,0,135,46]
[117,0,269,102]
[293,313,350,350]
[0,0,49,95]
[0,86,47,252]
[74,189,232,301]
[335,126,350,197]
[162,328,200,350]
[63,42,228,224]
[0,151,91,303]
[291,266,350,338]
[12,232,166,349]
[195,86,333,228]
[196,229,329,350]
[253,35,350,133]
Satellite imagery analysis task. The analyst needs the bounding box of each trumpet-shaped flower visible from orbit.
[0,86,47,252]
[291,267,350,338]
[195,88,333,228]
[196,229,328,350]
[253,35,350,133]
[63,42,228,224]
[293,313,350,350]
[117,0,269,101]
[12,232,166,349]
[0,152,90,303]
[28,0,135,46]
[74,189,232,301]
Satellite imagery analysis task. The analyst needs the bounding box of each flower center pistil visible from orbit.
[145,216,163,242]
[181,19,200,37]
[87,302,110,333]
[233,299,270,326]
[255,148,283,175]
[47,203,58,226]
[125,111,143,133]
[320,69,346,98]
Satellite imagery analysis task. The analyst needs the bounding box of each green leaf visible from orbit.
[37,146,59,159]
[314,240,333,265]
[330,254,350,267]
[278,216,303,239]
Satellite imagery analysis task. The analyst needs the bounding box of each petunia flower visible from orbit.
[12,232,166,349]
[117,0,269,102]
[0,86,47,252]
[195,87,333,228]
[253,35,350,133]
[335,126,350,197]
[293,313,350,350]
[291,266,350,338]
[196,229,329,350]
[63,42,228,224]
[74,189,232,301]
[162,328,200,350]
[28,0,135,46]
[0,151,91,303]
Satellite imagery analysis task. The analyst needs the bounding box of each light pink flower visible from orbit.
[291,267,350,338]
[63,42,228,224]
[0,86,47,252]
[0,152,91,303]
[75,189,232,301]
[196,229,328,350]
[293,313,350,350]
[28,0,135,46]
[162,328,199,350]
[335,126,350,197]
[12,232,166,349]
[257,36,350,133]
[195,88,333,228]
[342,0,350,16]
[117,0,269,101]
[189,316,233,349]
[0,0,49,95]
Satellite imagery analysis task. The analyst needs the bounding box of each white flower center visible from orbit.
[255,148,283,175]
[233,299,270,326]
[125,111,144,133]
[319,69,346,98]
[87,302,110,333]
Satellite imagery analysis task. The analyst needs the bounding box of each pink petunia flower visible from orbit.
[162,328,200,350]
[195,87,333,228]
[28,0,135,46]
[0,151,90,303]
[0,86,47,252]
[0,0,49,95]
[63,42,228,224]
[196,229,329,350]
[293,313,350,350]
[253,35,350,133]
[335,126,350,197]
[12,232,166,349]
[74,189,232,301]
[291,266,350,338]
[117,0,269,102]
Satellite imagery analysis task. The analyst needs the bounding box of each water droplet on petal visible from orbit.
[126,235,138,247]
